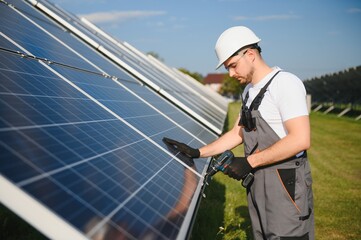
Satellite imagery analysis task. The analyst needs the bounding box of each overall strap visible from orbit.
[249,70,281,110]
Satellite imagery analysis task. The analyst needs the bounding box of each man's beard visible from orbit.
[239,67,254,85]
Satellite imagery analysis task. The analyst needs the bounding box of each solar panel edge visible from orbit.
[0,175,87,240]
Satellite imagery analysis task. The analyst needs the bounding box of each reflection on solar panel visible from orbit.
[0,0,227,239]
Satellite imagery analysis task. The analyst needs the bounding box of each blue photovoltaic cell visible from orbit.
[0,44,200,239]
[0,0,225,239]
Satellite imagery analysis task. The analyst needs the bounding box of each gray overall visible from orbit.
[241,73,314,240]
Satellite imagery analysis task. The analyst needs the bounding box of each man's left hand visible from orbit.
[223,157,253,181]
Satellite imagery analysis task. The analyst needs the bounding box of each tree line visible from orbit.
[303,65,361,105]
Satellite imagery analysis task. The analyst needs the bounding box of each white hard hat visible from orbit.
[215,26,261,69]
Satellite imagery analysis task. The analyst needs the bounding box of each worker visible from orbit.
[163,26,314,239]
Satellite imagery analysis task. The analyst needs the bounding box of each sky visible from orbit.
[49,0,361,81]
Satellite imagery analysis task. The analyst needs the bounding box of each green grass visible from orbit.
[0,203,48,240]
[190,102,361,240]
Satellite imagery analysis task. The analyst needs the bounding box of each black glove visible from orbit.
[162,137,200,158]
[223,157,253,181]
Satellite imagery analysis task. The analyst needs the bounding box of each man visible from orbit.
[163,26,314,239]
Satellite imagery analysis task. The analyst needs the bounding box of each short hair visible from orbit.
[231,43,262,57]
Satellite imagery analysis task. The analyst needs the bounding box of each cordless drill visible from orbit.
[205,150,234,177]
[205,150,254,188]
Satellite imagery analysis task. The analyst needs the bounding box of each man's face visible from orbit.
[223,49,253,85]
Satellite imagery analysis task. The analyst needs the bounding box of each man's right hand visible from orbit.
[162,137,200,158]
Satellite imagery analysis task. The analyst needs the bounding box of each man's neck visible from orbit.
[252,62,273,85]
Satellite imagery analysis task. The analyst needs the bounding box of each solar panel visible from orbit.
[30,0,227,135]
[0,0,227,239]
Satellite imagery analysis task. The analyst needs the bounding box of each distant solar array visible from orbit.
[0,0,227,239]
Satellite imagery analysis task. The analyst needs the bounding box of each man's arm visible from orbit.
[247,115,310,168]
[199,115,244,158]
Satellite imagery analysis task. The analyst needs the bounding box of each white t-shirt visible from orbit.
[242,67,308,139]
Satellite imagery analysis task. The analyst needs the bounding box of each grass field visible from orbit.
[190,101,361,240]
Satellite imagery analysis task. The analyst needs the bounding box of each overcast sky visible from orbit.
[50,0,361,80]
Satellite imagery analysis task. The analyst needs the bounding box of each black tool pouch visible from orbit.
[240,106,256,132]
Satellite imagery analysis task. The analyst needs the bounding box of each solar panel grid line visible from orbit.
[0,118,117,133]
[15,133,143,188]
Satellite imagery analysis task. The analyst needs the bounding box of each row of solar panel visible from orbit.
[0,0,227,239]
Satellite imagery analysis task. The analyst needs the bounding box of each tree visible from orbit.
[147,51,164,62]
[178,68,204,83]
[219,75,244,99]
